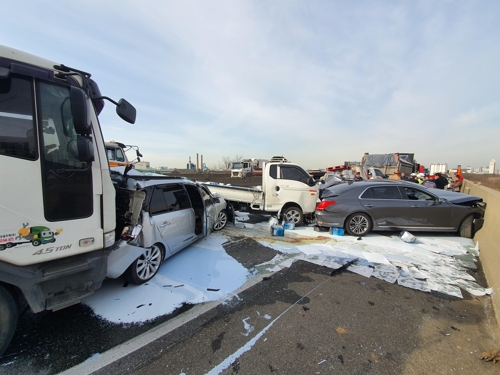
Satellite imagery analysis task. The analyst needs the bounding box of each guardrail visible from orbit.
[462,179,500,323]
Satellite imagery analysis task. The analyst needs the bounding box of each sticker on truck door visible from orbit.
[0,222,63,251]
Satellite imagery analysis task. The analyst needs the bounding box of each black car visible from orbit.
[314,180,485,238]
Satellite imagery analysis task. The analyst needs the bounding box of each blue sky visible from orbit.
[2,0,499,171]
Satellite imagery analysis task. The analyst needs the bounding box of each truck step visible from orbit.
[46,288,94,311]
[42,257,89,279]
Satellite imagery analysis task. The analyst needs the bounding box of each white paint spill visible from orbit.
[241,317,254,336]
[83,233,250,323]
[83,215,490,326]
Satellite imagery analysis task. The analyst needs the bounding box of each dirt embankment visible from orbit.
[462,173,500,192]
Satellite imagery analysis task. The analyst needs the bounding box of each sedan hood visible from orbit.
[432,189,483,204]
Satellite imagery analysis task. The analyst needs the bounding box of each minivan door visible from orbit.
[148,184,194,254]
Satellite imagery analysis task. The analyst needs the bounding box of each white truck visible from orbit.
[230,158,268,178]
[208,160,319,225]
[0,45,140,355]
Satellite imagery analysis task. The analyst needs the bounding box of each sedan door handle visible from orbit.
[364,204,374,208]
[160,222,170,227]
[411,205,419,208]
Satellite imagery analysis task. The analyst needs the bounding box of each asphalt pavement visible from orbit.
[74,261,500,375]
[2,214,500,375]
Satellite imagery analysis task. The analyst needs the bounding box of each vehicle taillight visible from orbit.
[316,201,336,210]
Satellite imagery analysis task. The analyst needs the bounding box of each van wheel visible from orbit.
[213,209,228,231]
[345,213,372,236]
[459,215,474,238]
[126,244,165,285]
[282,206,304,226]
[0,284,18,357]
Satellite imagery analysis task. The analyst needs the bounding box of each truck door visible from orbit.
[0,74,104,266]
[264,164,318,213]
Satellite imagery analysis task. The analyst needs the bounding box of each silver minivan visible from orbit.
[106,172,233,284]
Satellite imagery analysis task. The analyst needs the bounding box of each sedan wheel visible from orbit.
[345,213,372,236]
[213,209,228,231]
[126,244,164,285]
[459,215,474,239]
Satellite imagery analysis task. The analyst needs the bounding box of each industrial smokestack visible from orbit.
[196,153,199,172]
[201,155,204,172]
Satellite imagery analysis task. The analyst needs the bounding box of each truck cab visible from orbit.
[0,45,136,355]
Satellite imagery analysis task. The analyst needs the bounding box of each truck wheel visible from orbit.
[213,209,228,231]
[32,239,42,246]
[459,215,474,238]
[0,284,18,357]
[282,206,304,226]
[126,243,165,285]
[345,213,372,236]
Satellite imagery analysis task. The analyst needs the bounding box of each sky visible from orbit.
[1,0,499,171]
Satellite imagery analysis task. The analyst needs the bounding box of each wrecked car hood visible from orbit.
[432,189,483,204]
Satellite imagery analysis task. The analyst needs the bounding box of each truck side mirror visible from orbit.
[116,98,136,124]
[76,136,94,162]
[70,86,92,135]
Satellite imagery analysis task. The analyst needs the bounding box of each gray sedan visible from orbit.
[314,180,485,238]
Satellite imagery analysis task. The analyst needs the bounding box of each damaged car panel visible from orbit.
[315,180,485,238]
[106,168,233,284]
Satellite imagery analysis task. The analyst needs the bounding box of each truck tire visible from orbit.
[345,213,372,236]
[459,215,474,239]
[126,243,165,285]
[0,284,18,357]
[282,206,304,226]
[213,209,228,231]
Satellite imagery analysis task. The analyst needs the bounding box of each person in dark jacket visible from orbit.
[433,172,448,189]
[353,171,364,181]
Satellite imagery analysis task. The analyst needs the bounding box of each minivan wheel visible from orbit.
[282,206,304,226]
[126,244,165,285]
[213,209,228,231]
[459,215,474,239]
[345,213,372,236]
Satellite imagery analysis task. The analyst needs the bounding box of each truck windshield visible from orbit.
[232,163,243,169]
[0,75,37,160]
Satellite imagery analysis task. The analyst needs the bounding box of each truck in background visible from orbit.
[346,153,418,178]
[230,158,268,178]
[207,158,318,226]
[0,45,137,355]
[105,141,143,168]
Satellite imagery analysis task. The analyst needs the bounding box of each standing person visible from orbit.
[417,173,425,184]
[389,170,401,180]
[451,175,462,192]
[433,172,448,189]
[367,172,376,179]
[353,171,364,181]
[408,173,419,183]
[422,175,436,188]
[400,172,409,181]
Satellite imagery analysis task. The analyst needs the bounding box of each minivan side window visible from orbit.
[149,184,190,215]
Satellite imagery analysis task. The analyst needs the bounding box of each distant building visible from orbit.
[489,159,496,174]
[429,163,448,174]
[134,161,150,169]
